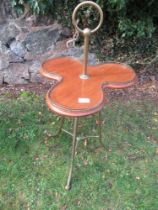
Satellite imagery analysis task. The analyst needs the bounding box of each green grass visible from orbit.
[0,93,158,210]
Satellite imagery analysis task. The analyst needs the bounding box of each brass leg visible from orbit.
[98,111,105,148]
[51,117,65,138]
[65,117,78,190]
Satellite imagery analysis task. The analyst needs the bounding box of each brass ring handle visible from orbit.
[72,1,103,34]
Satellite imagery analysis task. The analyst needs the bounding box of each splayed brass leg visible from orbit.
[51,117,65,138]
[65,117,78,190]
[98,111,105,148]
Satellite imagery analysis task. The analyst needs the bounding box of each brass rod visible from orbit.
[65,117,78,190]
[83,30,90,76]
[98,111,105,148]
[62,129,73,137]
[80,28,91,79]
[72,1,103,80]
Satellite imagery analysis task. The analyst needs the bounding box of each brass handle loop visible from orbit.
[72,1,103,34]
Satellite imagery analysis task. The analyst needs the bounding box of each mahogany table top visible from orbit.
[40,56,137,116]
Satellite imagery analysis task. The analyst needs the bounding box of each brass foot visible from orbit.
[65,184,71,191]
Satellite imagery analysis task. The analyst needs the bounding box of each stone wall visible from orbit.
[0,16,97,85]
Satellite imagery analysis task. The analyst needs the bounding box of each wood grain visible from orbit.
[40,57,137,116]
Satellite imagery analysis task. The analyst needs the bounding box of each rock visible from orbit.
[29,60,41,73]
[155,74,158,81]
[0,71,4,85]
[4,63,29,84]
[0,41,10,70]
[0,53,10,70]
[0,41,8,53]
[53,47,82,58]
[79,52,98,65]
[0,19,99,85]
[0,0,17,23]
[0,23,20,44]
[29,60,43,83]
[61,27,72,38]
[0,40,25,65]
[53,47,98,65]
[10,40,27,57]
[9,52,25,63]
[23,24,61,55]
[30,73,43,83]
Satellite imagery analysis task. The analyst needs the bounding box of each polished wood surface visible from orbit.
[40,56,137,116]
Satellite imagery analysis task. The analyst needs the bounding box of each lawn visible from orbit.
[0,92,158,210]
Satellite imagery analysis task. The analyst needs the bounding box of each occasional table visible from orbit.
[40,1,137,190]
